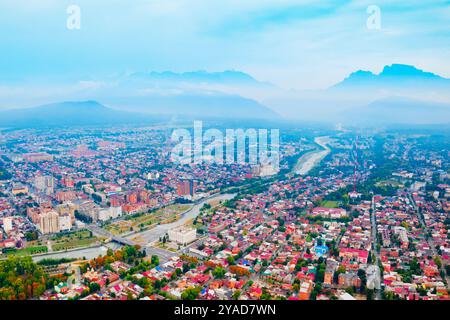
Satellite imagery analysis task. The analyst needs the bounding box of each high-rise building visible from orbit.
[56,202,76,223]
[34,175,55,195]
[39,210,60,234]
[177,179,196,197]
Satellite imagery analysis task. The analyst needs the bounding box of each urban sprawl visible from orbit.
[0,125,449,301]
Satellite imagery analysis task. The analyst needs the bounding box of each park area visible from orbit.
[0,229,99,258]
[104,204,192,235]
[320,200,341,208]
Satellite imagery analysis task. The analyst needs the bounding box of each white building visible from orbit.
[168,226,197,246]
[59,214,72,231]
[98,206,122,221]
[2,217,13,233]
[34,175,55,195]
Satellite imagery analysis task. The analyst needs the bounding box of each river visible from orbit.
[294,136,332,175]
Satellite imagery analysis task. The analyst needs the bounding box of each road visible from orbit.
[86,225,136,246]
[370,196,382,299]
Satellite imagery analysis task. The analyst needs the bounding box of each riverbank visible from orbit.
[30,243,122,262]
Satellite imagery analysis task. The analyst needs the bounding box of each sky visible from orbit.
[0,0,450,103]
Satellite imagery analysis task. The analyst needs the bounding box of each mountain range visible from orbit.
[269,64,450,124]
[334,64,450,89]
[0,65,449,127]
[0,95,278,128]
[0,101,152,127]
[127,70,273,87]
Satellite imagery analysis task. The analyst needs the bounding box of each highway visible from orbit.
[370,196,382,299]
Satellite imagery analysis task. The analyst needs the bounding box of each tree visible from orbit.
[212,266,226,279]
[0,256,49,300]
[25,231,39,241]
[229,265,250,277]
[89,282,101,293]
[181,286,201,300]
[226,256,235,265]
[311,283,322,300]
[315,262,326,283]
[433,256,442,269]
[151,255,160,266]
[232,290,241,300]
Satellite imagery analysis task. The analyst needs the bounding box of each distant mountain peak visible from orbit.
[345,70,376,80]
[380,64,441,78]
[51,100,105,108]
[128,70,272,87]
[0,100,153,127]
[34,100,109,114]
[333,64,449,88]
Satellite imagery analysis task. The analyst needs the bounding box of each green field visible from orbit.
[0,246,48,258]
[16,229,99,255]
[52,238,97,251]
[49,230,98,251]
[320,200,341,208]
[49,229,93,241]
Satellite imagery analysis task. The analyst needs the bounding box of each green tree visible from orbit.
[181,286,201,300]
[213,266,226,279]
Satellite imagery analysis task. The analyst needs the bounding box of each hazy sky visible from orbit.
[1,0,450,91]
